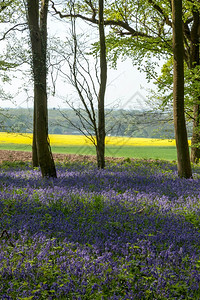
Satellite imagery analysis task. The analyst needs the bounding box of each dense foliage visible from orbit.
[0,159,200,298]
[0,108,193,138]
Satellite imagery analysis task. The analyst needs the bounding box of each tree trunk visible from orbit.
[191,103,200,163]
[172,0,192,178]
[27,0,57,177]
[32,92,39,167]
[188,9,200,163]
[97,0,107,169]
[96,139,105,169]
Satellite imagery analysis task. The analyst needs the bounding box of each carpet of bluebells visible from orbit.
[1,159,200,299]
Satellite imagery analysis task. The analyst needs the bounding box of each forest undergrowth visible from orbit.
[0,158,200,299]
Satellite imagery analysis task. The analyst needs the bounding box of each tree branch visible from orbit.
[147,0,172,27]
[0,23,27,41]
[50,0,151,38]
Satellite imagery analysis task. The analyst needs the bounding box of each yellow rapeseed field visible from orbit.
[105,136,177,146]
[0,132,192,147]
[0,132,33,145]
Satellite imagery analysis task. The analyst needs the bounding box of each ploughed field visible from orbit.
[0,156,200,299]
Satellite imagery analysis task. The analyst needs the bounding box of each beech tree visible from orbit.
[26,0,57,177]
[150,1,200,163]
[183,2,200,163]
[171,0,192,178]
[105,0,200,165]
[96,0,107,168]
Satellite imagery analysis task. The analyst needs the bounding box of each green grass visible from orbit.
[0,144,32,151]
[0,143,178,160]
[105,145,177,160]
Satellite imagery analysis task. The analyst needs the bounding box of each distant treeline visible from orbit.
[0,108,193,139]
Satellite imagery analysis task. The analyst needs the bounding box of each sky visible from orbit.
[0,12,160,111]
[0,56,156,111]
[47,59,154,110]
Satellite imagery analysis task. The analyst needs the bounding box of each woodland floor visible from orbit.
[0,150,122,164]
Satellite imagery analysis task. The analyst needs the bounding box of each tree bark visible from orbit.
[188,9,200,163]
[172,0,192,178]
[97,0,107,169]
[27,0,57,177]
[191,103,200,163]
[32,88,39,167]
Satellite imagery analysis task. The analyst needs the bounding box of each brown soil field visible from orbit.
[0,150,122,164]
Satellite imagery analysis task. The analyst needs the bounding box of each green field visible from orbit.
[0,143,178,161]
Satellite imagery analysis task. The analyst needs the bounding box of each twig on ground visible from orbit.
[0,229,15,247]
[132,208,145,215]
[0,205,23,254]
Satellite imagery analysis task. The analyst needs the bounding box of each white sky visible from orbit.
[47,59,155,110]
[0,13,160,110]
